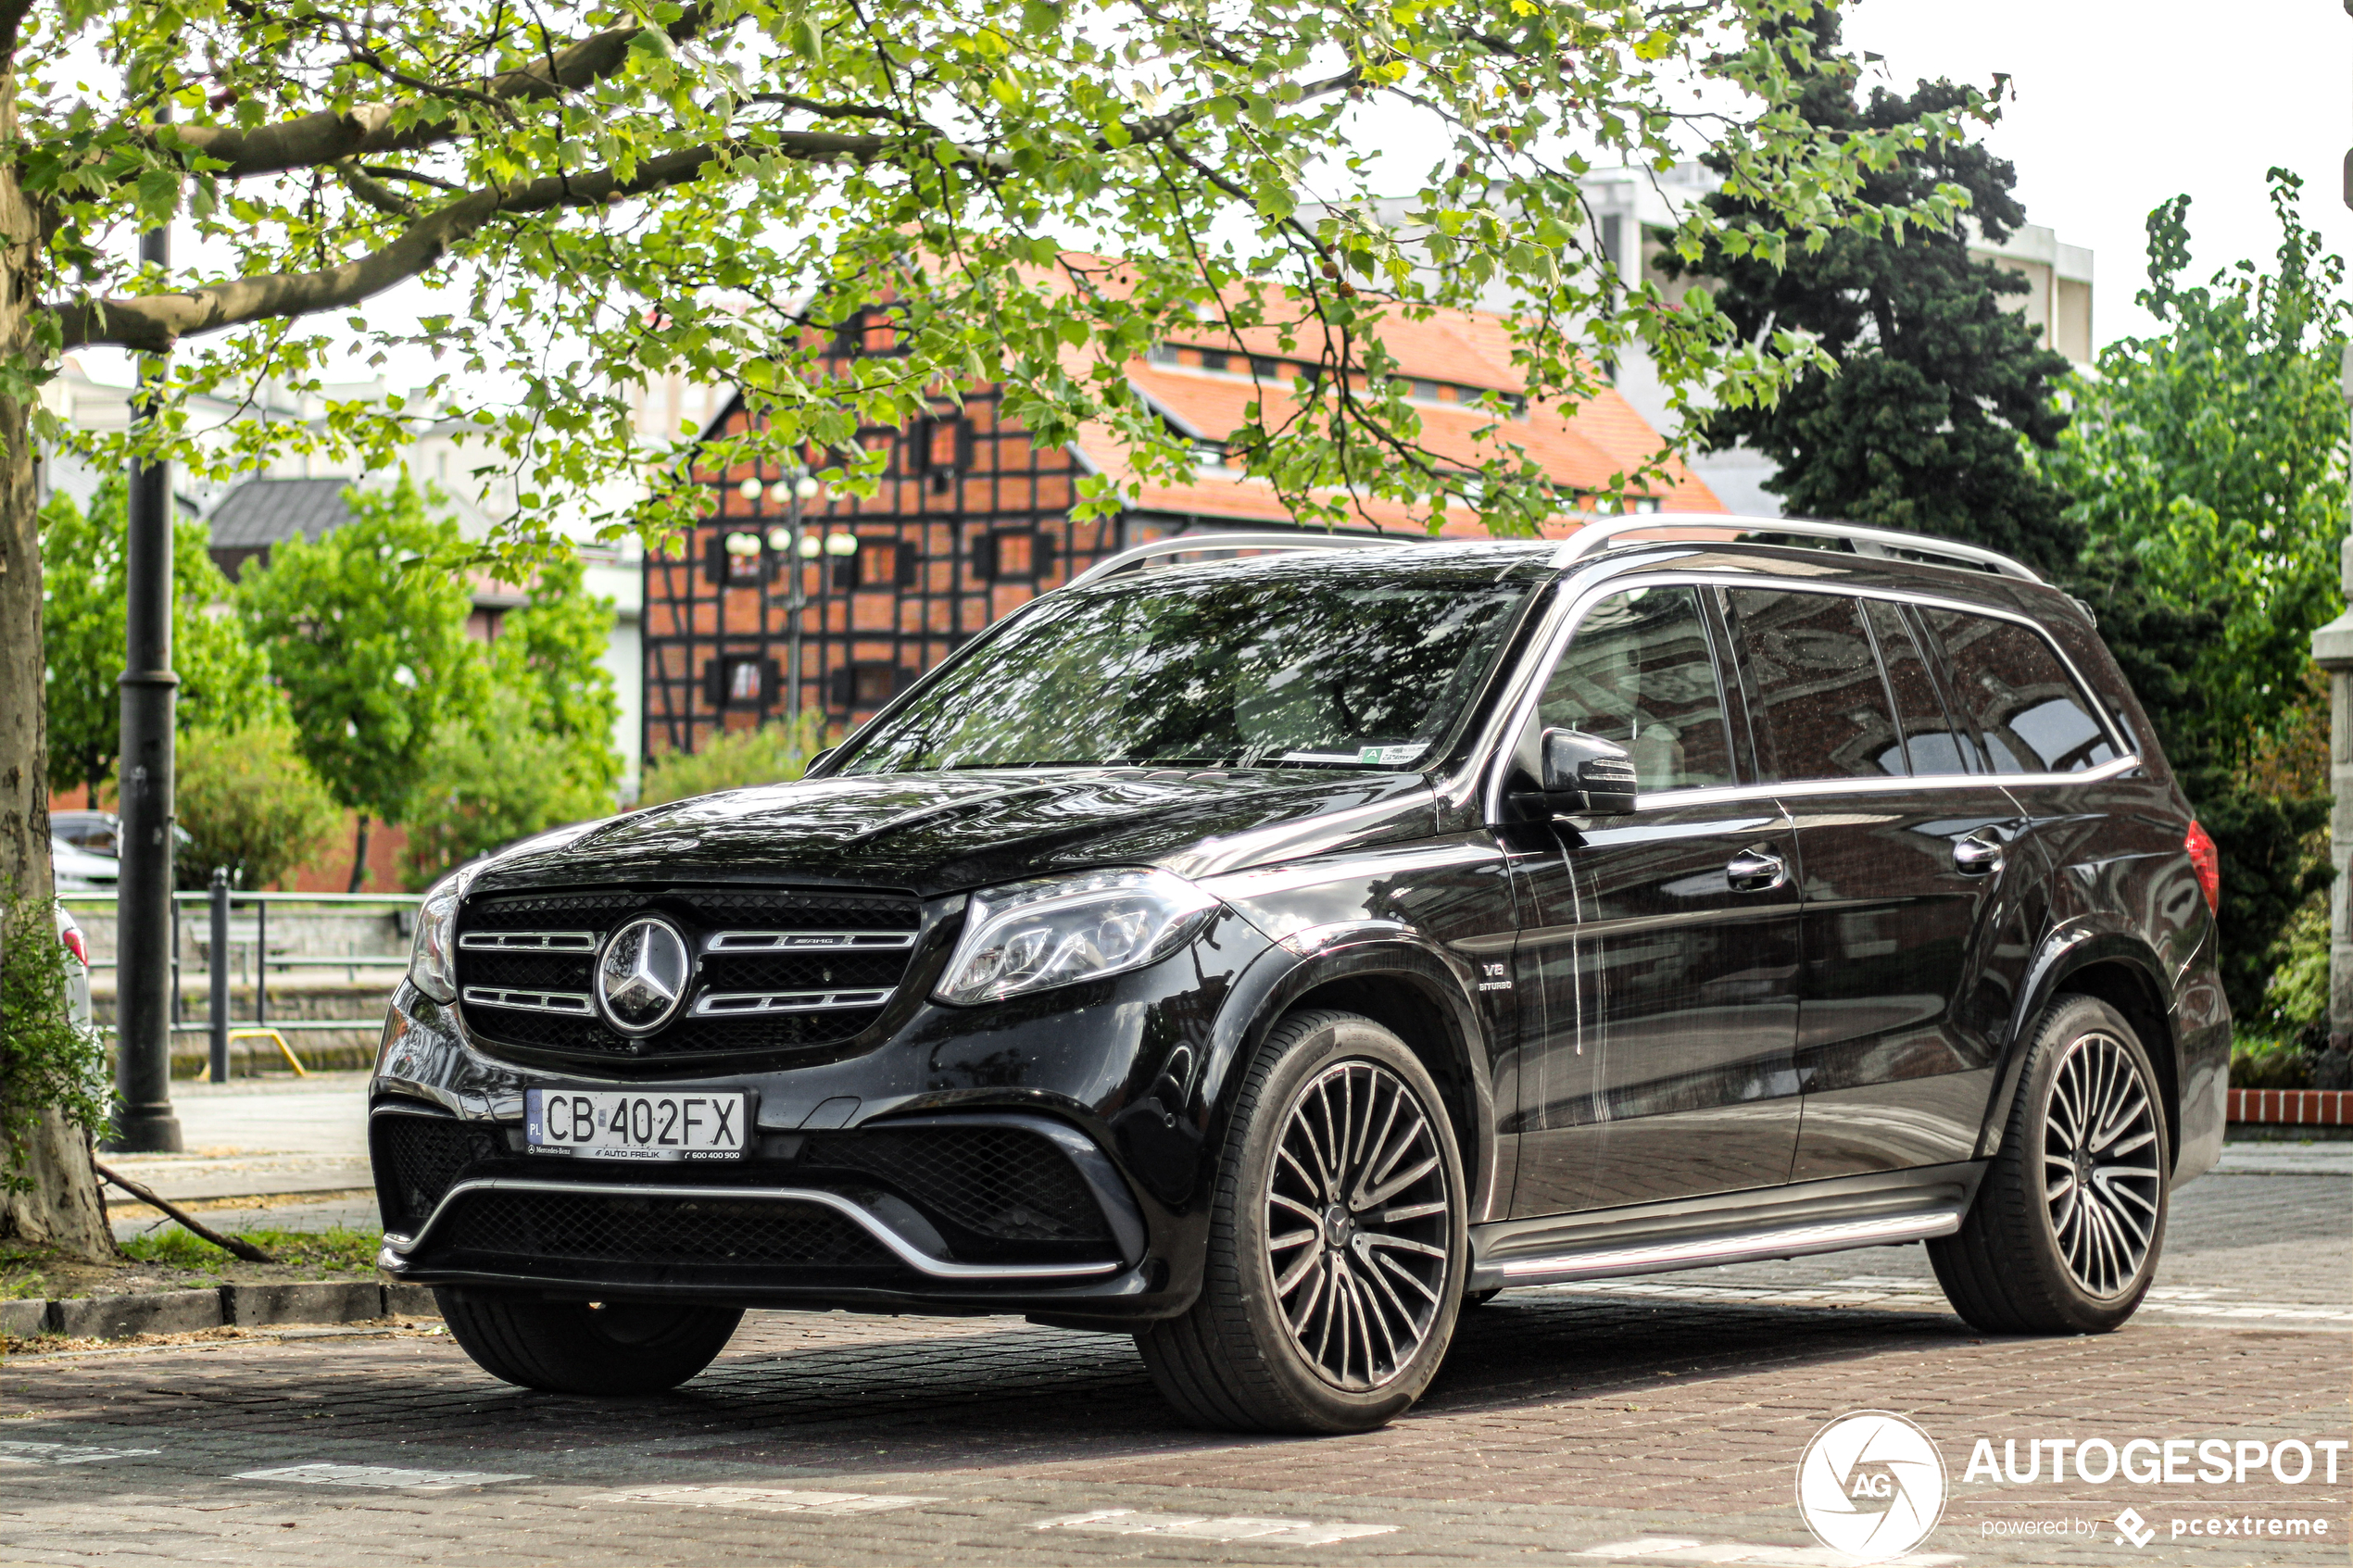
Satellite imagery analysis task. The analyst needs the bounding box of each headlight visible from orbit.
[935,868,1218,1006]
[407,866,474,1004]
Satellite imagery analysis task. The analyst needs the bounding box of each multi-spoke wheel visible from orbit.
[1930,994,2170,1335]
[2041,1030,2164,1297]
[1265,1060,1455,1392]
[1137,1010,1468,1433]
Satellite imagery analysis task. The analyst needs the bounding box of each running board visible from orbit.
[1467,1161,1983,1292]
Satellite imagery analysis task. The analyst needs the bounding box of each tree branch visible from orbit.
[157,3,718,180]
[333,157,421,218]
[50,132,943,351]
[0,0,36,66]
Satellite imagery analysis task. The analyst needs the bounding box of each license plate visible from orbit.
[524,1088,752,1160]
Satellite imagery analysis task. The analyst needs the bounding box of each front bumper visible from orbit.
[370,910,1277,1320]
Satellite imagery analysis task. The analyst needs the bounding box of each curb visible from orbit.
[5,1281,438,1342]
[2227,1087,2353,1126]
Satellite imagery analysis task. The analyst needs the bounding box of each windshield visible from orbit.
[841,552,1545,773]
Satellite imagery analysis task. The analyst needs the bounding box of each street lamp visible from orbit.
[111,107,181,1149]
[774,470,821,726]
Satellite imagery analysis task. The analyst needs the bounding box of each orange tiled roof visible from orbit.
[1073,311,1719,533]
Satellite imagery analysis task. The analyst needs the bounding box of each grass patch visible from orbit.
[117,1225,383,1274]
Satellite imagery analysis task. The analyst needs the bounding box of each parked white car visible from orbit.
[52,834,119,893]
[54,904,94,1034]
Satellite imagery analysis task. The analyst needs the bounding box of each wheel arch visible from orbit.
[1979,924,2182,1171]
[1202,935,1501,1223]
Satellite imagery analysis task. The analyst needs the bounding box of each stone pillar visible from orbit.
[2314,343,2353,1080]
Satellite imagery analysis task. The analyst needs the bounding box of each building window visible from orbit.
[976,529,1041,582]
[705,530,767,584]
[830,661,912,709]
[834,537,915,591]
[1197,350,1231,373]
[703,655,773,709]
[910,412,972,495]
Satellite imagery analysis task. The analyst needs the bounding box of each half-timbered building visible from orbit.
[641,305,1722,761]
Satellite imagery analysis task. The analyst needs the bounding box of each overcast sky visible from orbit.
[1842,0,2352,347]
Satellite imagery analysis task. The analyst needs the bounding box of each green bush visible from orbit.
[2231,1033,2316,1090]
[399,686,614,890]
[0,896,108,1190]
[637,713,830,807]
[174,720,343,890]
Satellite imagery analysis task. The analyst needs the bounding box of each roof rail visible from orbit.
[1063,531,1403,590]
[1550,513,2044,584]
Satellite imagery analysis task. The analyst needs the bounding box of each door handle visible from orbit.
[1953,834,2004,875]
[1725,846,1788,893]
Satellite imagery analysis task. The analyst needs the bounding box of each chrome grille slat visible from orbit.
[462,985,595,1016]
[705,930,918,954]
[459,930,598,952]
[692,988,895,1017]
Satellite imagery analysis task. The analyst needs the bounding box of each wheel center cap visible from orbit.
[1323,1203,1352,1248]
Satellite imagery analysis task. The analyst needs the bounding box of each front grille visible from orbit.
[440,1190,896,1270]
[454,887,922,1065]
[804,1127,1110,1243]
[372,1113,501,1233]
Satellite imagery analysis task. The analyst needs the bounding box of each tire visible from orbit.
[1135,1010,1469,1434]
[436,1289,743,1394]
[1929,994,2170,1335]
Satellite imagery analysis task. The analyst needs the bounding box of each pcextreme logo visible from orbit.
[1794,1411,1947,1563]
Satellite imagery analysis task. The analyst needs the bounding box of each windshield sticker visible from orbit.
[1358,744,1430,766]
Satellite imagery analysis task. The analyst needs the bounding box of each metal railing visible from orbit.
[59,883,421,1081]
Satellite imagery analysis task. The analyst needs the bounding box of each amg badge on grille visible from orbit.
[594,915,692,1035]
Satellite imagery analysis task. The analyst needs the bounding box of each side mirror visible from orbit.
[1538,729,1639,815]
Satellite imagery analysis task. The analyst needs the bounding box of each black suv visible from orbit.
[373,519,2229,1434]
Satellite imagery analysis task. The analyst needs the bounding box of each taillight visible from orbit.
[58,923,89,967]
[2184,821,2220,914]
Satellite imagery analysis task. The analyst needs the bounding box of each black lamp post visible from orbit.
[107,117,182,1152]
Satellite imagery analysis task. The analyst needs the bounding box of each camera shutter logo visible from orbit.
[1795,1411,1947,1562]
[595,916,692,1035]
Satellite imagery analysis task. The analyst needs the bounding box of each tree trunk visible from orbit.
[2,1114,114,1259]
[0,94,115,1262]
[347,815,371,893]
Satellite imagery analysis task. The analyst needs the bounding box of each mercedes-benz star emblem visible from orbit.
[595,916,691,1035]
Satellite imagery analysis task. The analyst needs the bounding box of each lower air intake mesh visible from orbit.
[441,1190,896,1269]
[373,1114,501,1233]
[803,1127,1109,1243]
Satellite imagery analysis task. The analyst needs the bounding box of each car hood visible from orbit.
[471,768,1441,899]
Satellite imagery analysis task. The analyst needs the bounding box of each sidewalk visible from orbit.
[105,1073,374,1241]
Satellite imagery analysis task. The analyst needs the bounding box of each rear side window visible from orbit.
[1920,608,2120,775]
[1541,585,1734,791]
[1725,589,1905,782]
[1862,598,1973,776]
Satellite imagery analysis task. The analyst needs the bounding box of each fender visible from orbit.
[1188,927,1503,1222]
[1975,918,2179,1163]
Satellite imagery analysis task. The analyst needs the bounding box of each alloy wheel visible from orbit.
[1264,1060,1455,1391]
[2040,1031,2163,1298]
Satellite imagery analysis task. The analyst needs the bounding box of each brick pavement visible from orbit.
[0,1173,2343,1566]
